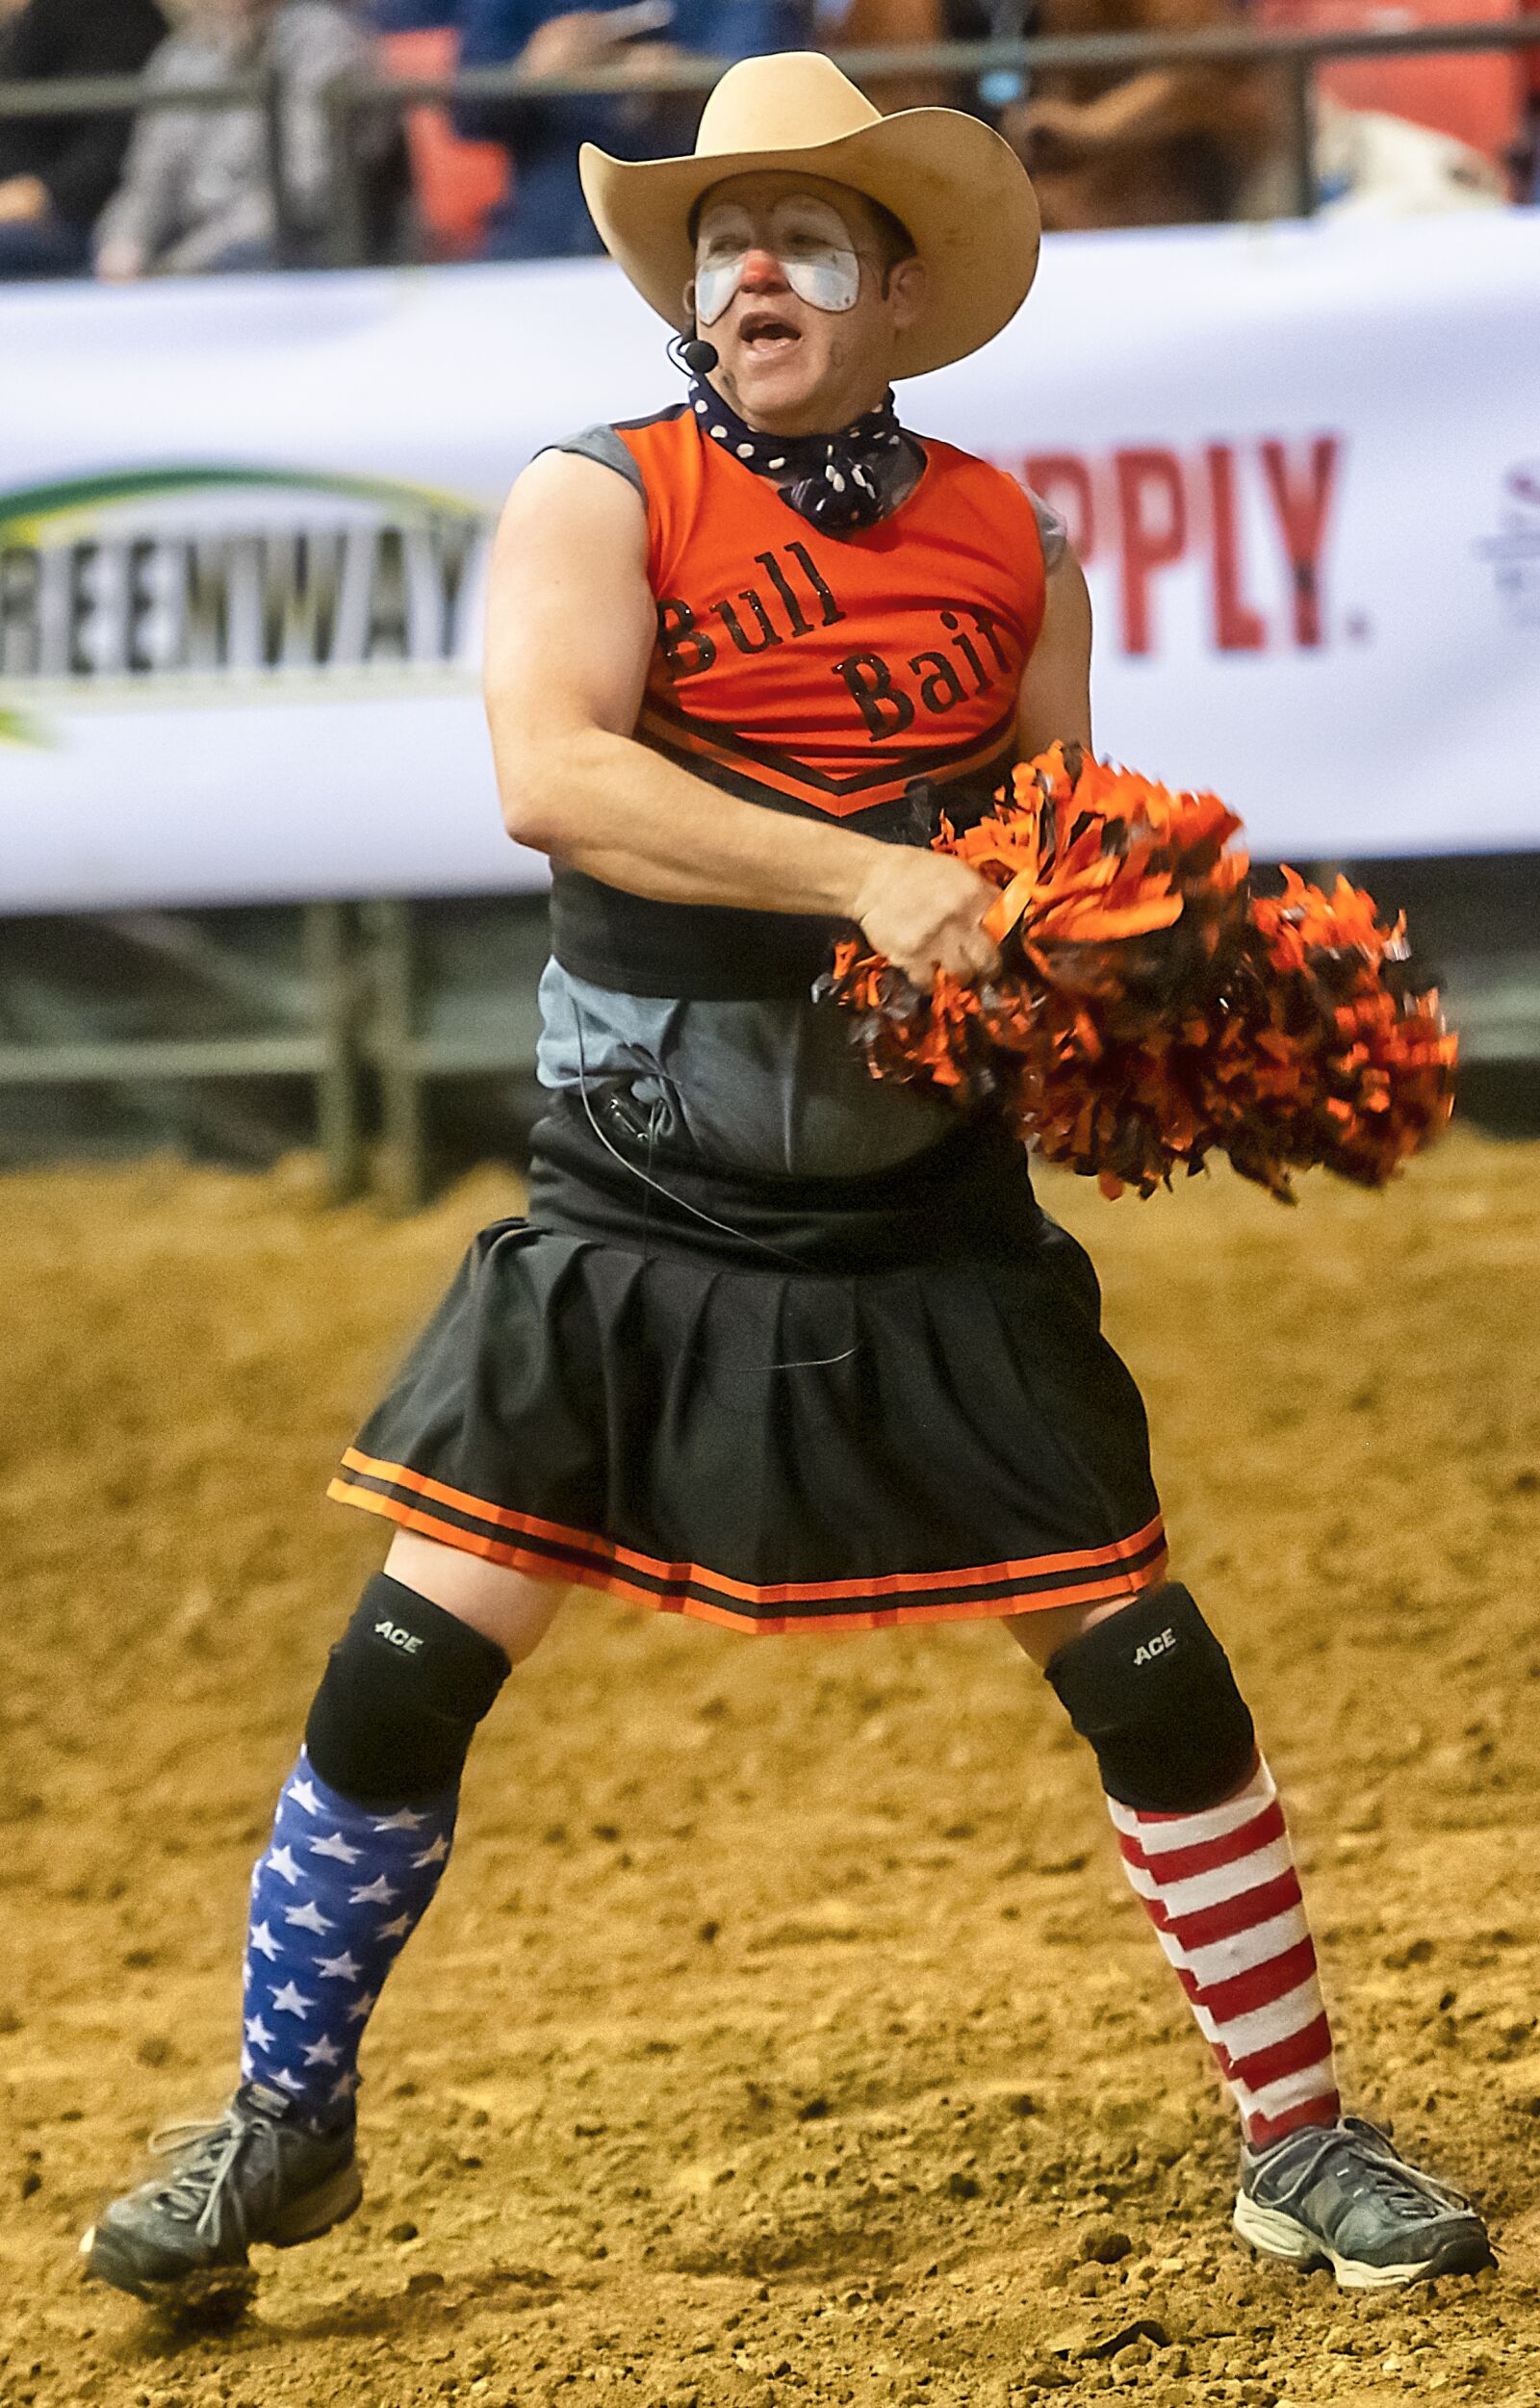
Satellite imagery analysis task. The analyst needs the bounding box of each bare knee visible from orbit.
[384,1529,566,1667]
[1017,1580,1259,1812]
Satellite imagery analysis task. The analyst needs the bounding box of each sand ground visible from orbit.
[2,1131,1538,2408]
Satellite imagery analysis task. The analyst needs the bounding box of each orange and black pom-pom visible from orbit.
[821,747,1456,1202]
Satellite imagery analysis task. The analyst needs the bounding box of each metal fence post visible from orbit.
[324,71,371,269]
[303,901,364,1204]
[258,63,297,265]
[366,897,426,1216]
[1287,54,1317,219]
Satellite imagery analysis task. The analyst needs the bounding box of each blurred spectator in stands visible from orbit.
[814,0,952,113]
[1257,0,1526,190]
[0,0,167,279]
[451,0,809,258]
[94,0,377,277]
[985,0,1508,225]
[992,0,1290,227]
[365,13,513,260]
[1253,91,1508,212]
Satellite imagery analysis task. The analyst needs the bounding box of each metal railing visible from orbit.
[322,17,1540,257]
[0,16,1536,273]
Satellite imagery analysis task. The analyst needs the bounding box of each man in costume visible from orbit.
[85,52,1490,2301]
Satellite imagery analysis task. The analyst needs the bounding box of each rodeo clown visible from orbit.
[86,53,1490,2301]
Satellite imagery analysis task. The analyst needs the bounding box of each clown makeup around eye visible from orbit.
[693,193,864,327]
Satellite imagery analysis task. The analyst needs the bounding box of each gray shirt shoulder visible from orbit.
[1029,491,1069,572]
[542,425,647,501]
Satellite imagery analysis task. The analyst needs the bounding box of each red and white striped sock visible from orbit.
[1107,1756,1342,2150]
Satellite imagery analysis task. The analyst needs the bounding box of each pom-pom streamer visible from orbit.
[821,745,1456,1201]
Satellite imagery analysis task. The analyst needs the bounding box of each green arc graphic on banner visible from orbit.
[0,462,484,548]
[0,703,42,748]
[0,461,494,742]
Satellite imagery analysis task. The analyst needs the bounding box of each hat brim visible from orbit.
[579,108,1040,380]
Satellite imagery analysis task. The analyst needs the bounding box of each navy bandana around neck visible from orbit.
[687,376,905,533]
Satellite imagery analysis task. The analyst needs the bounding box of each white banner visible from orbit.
[2,213,1538,914]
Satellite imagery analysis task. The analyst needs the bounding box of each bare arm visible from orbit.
[1018,65,1284,166]
[484,449,1000,984]
[1017,548,1094,760]
[1023,69,1190,151]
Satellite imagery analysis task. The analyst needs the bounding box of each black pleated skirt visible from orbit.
[329,1097,1167,1635]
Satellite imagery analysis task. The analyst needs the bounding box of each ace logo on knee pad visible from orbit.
[1047,1585,1257,1816]
[372,1620,424,1654]
[1134,1627,1177,1666]
[308,1575,508,1804]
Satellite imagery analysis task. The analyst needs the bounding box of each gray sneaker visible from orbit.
[1234,2115,1493,2290]
[80,2082,362,2304]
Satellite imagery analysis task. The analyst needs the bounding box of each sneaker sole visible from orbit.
[1233,2191,1495,2290]
[79,2162,365,2306]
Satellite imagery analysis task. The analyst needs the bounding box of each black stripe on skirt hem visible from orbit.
[332,1466,1169,1623]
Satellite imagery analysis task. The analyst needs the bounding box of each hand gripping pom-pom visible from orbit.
[820,745,1456,1202]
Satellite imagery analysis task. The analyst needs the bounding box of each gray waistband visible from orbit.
[536,958,958,1180]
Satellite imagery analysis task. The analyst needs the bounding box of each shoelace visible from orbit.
[1257,2117,1477,2226]
[147,2105,269,2242]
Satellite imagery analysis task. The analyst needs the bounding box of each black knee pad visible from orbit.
[304,1574,510,1809]
[1045,1582,1255,1813]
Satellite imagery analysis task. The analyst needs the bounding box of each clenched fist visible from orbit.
[851,845,1001,987]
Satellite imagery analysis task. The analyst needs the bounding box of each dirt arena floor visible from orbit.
[3,1129,1539,2408]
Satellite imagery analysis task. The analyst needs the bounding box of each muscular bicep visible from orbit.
[1017,549,1094,761]
[483,448,655,835]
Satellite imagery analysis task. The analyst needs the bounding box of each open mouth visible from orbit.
[738,309,802,356]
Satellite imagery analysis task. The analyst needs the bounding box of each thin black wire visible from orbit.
[570,1000,859,1374]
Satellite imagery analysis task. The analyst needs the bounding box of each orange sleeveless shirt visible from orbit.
[549,404,1047,999]
[614,405,1047,824]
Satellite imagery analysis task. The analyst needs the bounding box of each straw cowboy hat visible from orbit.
[579,52,1040,379]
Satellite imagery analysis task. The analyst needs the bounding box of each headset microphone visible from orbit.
[680,336,719,374]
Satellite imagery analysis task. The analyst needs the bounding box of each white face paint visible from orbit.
[693,193,863,329]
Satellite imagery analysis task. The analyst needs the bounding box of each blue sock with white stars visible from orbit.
[239,1750,456,2125]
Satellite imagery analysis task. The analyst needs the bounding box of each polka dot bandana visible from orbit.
[688,376,906,535]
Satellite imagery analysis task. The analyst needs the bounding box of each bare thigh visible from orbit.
[1005,1591,1143,1672]
[384,1529,567,1666]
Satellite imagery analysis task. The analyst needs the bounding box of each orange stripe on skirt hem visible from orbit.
[337,1447,1166,1603]
[326,1475,1169,1637]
